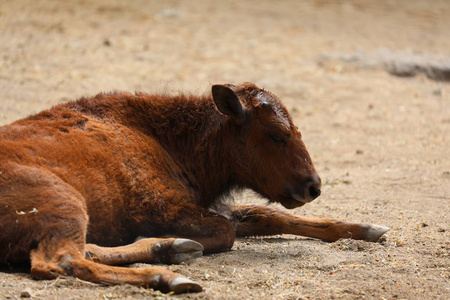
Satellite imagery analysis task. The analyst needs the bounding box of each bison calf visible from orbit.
[0,82,388,293]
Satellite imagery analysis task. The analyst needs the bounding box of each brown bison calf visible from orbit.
[0,82,388,293]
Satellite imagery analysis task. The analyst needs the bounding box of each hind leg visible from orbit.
[30,242,202,293]
[0,165,201,293]
[26,193,202,293]
[232,205,389,242]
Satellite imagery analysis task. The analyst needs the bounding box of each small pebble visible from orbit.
[432,89,442,97]
[103,38,112,47]
[20,291,31,298]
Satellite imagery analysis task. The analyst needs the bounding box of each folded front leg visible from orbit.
[134,203,236,254]
[231,205,389,242]
[85,238,204,265]
[164,205,236,253]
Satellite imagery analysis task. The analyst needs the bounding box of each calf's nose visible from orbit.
[308,183,321,200]
[306,175,321,201]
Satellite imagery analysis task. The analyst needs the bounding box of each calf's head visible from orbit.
[212,82,321,209]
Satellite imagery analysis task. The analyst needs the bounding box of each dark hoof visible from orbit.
[172,239,204,252]
[364,224,390,242]
[169,239,204,264]
[169,276,203,293]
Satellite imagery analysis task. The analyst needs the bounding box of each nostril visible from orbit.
[309,185,321,200]
[306,174,321,201]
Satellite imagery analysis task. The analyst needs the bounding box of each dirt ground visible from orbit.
[0,0,449,299]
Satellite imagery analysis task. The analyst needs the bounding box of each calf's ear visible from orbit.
[212,84,245,124]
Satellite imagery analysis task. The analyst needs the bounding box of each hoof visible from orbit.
[364,224,390,242]
[169,239,204,264]
[172,239,204,252]
[169,276,203,294]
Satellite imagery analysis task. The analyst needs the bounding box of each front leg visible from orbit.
[132,203,236,254]
[85,238,204,265]
[162,205,236,253]
[232,205,389,242]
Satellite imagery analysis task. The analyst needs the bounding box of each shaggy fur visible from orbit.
[0,82,387,293]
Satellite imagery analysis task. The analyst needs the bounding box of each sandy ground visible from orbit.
[0,0,449,299]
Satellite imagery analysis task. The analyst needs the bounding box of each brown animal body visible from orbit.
[0,82,388,293]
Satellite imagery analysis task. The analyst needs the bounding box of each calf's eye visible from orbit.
[269,134,286,145]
